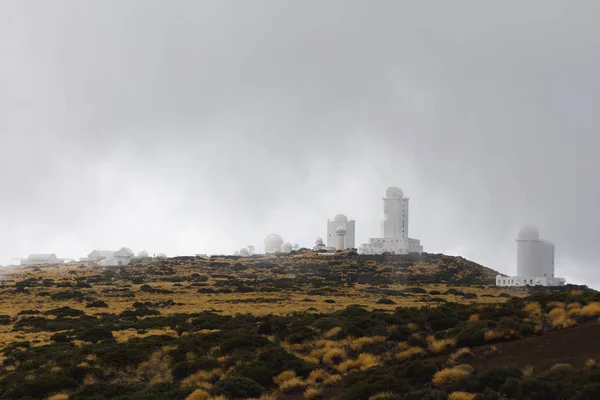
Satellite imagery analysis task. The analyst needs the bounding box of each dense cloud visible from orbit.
[1,1,599,286]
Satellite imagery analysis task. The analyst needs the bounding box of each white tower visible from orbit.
[496,226,563,287]
[517,226,555,278]
[336,226,346,251]
[382,187,409,239]
[327,214,356,249]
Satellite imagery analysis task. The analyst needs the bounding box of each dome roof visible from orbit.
[336,226,347,233]
[281,242,293,253]
[333,214,348,222]
[386,186,404,199]
[518,225,539,241]
[264,234,284,247]
[315,237,324,245]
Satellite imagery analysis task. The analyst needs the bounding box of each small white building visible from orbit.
[87,250,115,264]
[496,226,566,287]
[313,237,327,251]
[97,247,135,267]
[264,234,284,254]
[326,214,356,250]
[20,253,63,266]
[359,187,423,255]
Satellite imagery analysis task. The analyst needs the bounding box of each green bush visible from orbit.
[76,327,114,344]
[212,376,265,399]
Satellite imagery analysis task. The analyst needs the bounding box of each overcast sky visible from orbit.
[1,1,599,286]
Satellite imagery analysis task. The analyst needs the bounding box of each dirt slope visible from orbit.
[470,321,600,371]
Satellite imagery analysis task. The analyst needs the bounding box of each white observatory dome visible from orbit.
[336,226,347,234]
[315,237,324,245]
[281,242,293,253]
[386,186,404,199]
[333,214,349,222]
[518,226,540,241]
[264,234,284,253]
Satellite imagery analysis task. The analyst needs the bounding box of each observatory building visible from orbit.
[264,234,284,254]
[326,214,356,250]
[359,187,423,255]
[496,226,566,287]
[19,253,64,266]
[281,242,293,253]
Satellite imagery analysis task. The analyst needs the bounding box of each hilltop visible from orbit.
[1,252,597,400]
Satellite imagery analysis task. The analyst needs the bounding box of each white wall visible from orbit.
[517,237,555,278]
[327,219,356,249]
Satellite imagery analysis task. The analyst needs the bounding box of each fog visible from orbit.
[1,1,599,286]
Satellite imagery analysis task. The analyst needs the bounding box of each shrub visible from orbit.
[185,389,211,400]
[432,365,473,386]
[377,298,396,305]
[76,327,114,344]
[428,337,456,354]
[280,377,307,394]
[86,300,108,308]
[369,392,402,400]
[448,348,473,365]
[324,327,343,339]
[211,377,265,399]
[304,386,323,400]
[395,347,425,361]
[323,348,347,366]
[274,370,297,385]
[474,367,522,391]
[448,392,476,400]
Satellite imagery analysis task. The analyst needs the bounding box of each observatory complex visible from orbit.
[496,226,566,287]
[359,187,423,255]
[326,214,356,250]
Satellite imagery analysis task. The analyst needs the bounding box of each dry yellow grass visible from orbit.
[274,370,297,385]
[280,377,307,394]
[550,363,574,372]
[322,348,347,366]
[580,302,600,317]
[407,322,419,331]
[369,393,397,400]
[350,336,385,351]
[181,369,223,388]
[323,374,342,386]
[448,347,472,365]
[336,353,380,373]
[185,389,211,400]
[395,346,425,361]
[468,314,480,322]
[524,301,542,313]
[308,369,329,384]
[448,392,477,400]
[523,365,535,377]
[428,337,457,354]
[571,289,585,297]
[304,387,322,400]
[45,394,69,400]
[432,365,473,386]
[324,327,342,339]
[484,329,501,341]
